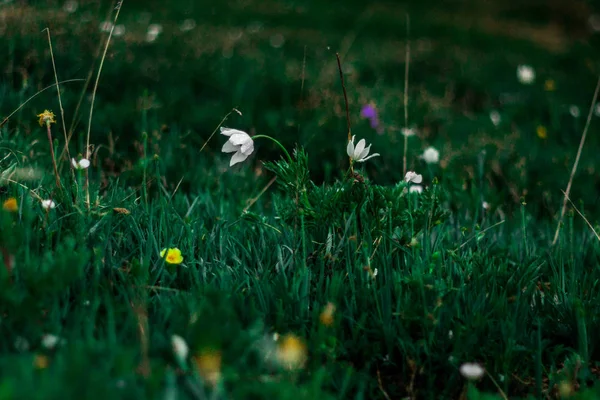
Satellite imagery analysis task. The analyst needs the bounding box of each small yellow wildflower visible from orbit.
[544,79,556,92]
[536,125,548,139]
[276,334,307,370]
[2,197,18,212]
[33,354,49,369]
[160,248,183,265]
[194,349,222,387]
[37,110,56,127]
[319,302,336,327]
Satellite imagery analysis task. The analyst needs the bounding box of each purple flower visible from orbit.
[360,104,377,120]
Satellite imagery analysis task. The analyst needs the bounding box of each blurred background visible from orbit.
[2,0,600,218]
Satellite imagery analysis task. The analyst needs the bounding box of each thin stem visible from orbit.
[402,14,410,176]
[336,53,352,143]
[251,134,292,163]
[46,124,61,188]
[552,76,600,245]
[44,28,72,166]
[85,1,124,209]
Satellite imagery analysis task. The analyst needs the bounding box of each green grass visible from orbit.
[1,0,600,398]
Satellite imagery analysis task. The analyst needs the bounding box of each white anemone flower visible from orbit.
[404,171,423,184]
[71,158,90,170]
[221,127,254,166]
[171,335,189,361]
[459,363,485,380]
[422,147,440,164]
[517,65,535,84]
[346,136,380,163]
[41,199,56,210]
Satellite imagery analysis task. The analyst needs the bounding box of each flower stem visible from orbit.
[251,135,293,163]
[46,124,61,188]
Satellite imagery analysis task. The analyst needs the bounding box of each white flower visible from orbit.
[459,363,485,380]
[401,127,416,137]
[404,171,423,184]
[489,110,501,127]
[171,335,188,361]
[221,127,254,166]
[409,185,423,194]
[517,65,535,84]
[448,330,454,339]
[422,147,440,164]
[99,21,113,33]
[63,0,78,13]
[146,24,163,42]
[595,103,600,117]
[346,136,380,163]
[41,334,62,350]
[569,105,580,118]
[589,15,600,32]
[113,24,126,37]
[482,201,490,210]
[14,336,29,352]
[71,158,90,170]
[180,19,196,32]
[41,199,56,210]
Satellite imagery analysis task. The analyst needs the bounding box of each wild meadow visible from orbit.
[1,0,600,398]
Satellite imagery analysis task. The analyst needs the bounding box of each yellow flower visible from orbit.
[33,354,50,369]
[2,197,18,212]
[536,125,548,139]
[160,248,183,264]
[37,110,56,127]
[544,79,556,92]
[319,302,336,327]
[194,349,222,387]
[276,334,307,370]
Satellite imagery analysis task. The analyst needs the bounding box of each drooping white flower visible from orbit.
[71,158,90,170]
[346,136,380,163]
[146,24,163,42]
[422,147,440,164]
[41,199,56,210]
[41,334,62,350]
[401,127,416,137]
[409,185,423,194]
[404,171,423,184]
[459,362,485,380]
[489,110,501,127]
[171,335,189,361]
[517,65,535,84]
[569,105,580,118]
[221,127,254,166]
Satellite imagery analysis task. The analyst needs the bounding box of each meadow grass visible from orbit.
[1,1,600,399]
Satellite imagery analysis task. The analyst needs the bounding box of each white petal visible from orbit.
[241,141,254,155]
[358,144,371,160]
[71,158,78,168]
[79,159,90,169]
[222,140,239,153]
[355,153,379,162]
[354,139,366,159]
[220,127,243,137]
[346,136,355,158]
[229,132,251,146]
[230,151,249,166]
